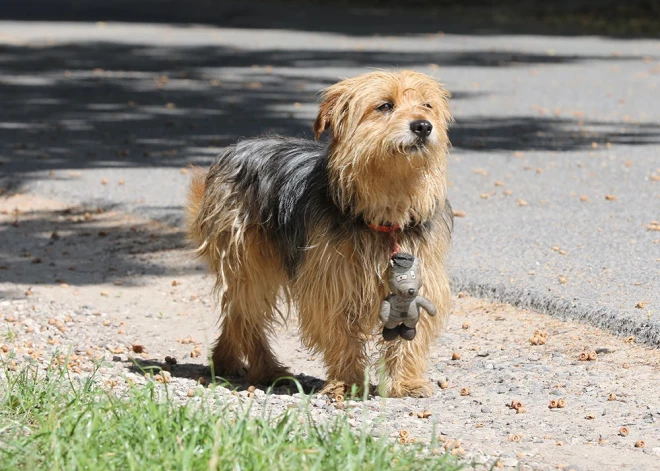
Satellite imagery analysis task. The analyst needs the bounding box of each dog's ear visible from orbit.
[313,84,344,140]
[432,81,454,127]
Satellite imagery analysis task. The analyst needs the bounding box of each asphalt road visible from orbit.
[1,3,659,343]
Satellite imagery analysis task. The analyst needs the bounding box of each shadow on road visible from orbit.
[2,41,659,192]
[130,357,326,395]
[0,200,191,288]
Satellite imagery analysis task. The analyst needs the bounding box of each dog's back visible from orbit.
[187,136,334,277]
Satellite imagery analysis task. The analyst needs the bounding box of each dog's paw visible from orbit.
[321,379,371,399]
[320,380,350,397]
[246,366,292,385]
[211,358,248,379]
[389,379,434,398]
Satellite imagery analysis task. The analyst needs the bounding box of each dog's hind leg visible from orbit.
[211,310,248,379]
[212,231,290,385]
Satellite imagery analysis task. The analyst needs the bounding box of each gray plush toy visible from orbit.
[380,252,437,341]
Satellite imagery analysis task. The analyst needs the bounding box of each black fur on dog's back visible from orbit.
[206,136,342,276]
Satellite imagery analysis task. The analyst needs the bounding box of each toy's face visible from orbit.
[388,258,422,298]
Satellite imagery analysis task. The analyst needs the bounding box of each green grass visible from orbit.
[0,363,462,471]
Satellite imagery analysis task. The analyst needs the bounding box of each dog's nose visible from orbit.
[410,120,432,139]
[408,288,416,296]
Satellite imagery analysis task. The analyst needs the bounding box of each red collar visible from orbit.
[368,223,401,233]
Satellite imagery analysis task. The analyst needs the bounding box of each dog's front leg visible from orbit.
[299,309,370,396]
[381,311,437,398]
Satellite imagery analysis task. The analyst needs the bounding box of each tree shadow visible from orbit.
[1,0,658,38]
[1,41,658,194]
[0,203,194,287]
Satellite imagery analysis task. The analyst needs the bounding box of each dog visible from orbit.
[186,70,453,398]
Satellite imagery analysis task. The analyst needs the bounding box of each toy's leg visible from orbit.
[382,326,400,341]
[398,324,417,341]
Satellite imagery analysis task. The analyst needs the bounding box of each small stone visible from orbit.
[481,406,492,413]
[500,457,518,467]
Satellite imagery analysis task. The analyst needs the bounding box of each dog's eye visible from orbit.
[423,103,433,109]
[377,102,394,113]
[410,271,416,279]
[396,274,408,281]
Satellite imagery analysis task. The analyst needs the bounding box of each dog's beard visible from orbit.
[391,137,433,157]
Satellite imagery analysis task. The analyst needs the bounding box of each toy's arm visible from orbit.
[379,299,391,323]
[407,300,419,320]
[416,296,437,316]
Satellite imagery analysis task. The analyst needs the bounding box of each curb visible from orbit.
[451,276,660,348]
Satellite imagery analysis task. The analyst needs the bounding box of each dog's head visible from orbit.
[314,70,452,157]
[314,70,452,226]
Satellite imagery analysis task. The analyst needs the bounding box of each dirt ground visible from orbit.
[1,193,659,471]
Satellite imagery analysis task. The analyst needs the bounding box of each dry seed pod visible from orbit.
[417,410,432,419]
[619,427,629,437]
[335,394,344,403]
[588,351,598,361]
[508,434,521,442]
[510,400,523,410]
[557,398,566,408]
[451,351,461,360]
[635,440,645,448]
[549,400,558,409]
[515,406,526,414]
[437,380,449,389]
[537,337,547,345]
[608,393,616,401]
[462,321,471,330]
[579,352,589,361]
[399,430,409,440]
[444,439,459,451]
[460,387,470,396]
[529,336,540,345]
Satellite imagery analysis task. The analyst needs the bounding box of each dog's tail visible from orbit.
[185,166,208,251]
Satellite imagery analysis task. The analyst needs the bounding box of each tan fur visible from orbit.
[188,70,453,397]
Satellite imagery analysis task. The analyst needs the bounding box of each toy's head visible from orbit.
[388,252,422,298]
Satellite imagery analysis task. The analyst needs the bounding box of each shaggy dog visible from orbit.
[186,70,453,397]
